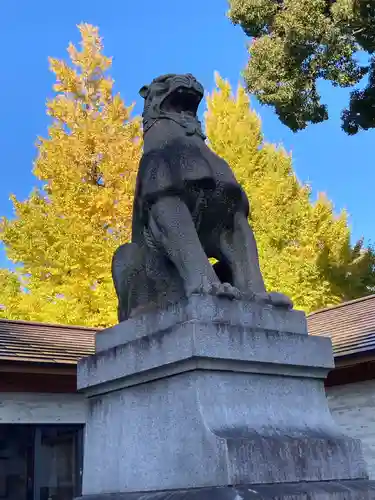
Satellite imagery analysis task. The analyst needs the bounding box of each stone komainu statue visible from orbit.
[112,73,292,321]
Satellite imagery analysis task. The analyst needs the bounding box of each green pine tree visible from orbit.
[228,0,375,134]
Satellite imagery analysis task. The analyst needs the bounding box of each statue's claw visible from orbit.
[212,282,242,300]
[254,291,293,309]
[188,278,241,300]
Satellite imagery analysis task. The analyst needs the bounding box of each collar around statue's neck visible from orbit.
[142,114,206,141]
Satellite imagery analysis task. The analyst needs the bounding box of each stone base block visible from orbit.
[77,296,369,496]
[76,480,375,499]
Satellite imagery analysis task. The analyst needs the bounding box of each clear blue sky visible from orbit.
[1,0,373,269]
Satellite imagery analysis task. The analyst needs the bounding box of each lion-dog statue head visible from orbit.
[139,73,206,139]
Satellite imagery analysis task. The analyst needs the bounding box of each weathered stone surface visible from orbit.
[79,371,366,494]
[76,480,375,499]
[95,295,308,353]
[79,299,331,395]
[77,299,367,496]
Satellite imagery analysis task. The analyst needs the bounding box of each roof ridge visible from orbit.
[0,317,99,331]
[308,293,375,317]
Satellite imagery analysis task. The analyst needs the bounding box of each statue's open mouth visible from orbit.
[161,87,202,118]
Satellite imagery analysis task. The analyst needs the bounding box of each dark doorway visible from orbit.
[0,425,34,500]
[0,425,83,500]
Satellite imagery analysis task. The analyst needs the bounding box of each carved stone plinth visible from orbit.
[76,296,375,499]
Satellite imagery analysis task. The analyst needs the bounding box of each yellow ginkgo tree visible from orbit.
[0,24,141,327]
[205,74,375,312]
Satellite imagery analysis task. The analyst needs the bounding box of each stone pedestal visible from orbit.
[76,296,375,499]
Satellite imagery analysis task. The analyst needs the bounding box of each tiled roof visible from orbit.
[0,318,96,365]
[307,294,375,358]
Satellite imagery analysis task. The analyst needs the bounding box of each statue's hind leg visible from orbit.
[112,243,157,321]
[219,211,293,308]
[219,211,266,296]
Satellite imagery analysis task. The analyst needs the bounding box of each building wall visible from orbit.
[0,392,87,424]
[326,380,375,479]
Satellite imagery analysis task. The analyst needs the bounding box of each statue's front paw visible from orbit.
[254,291,293,309]
[188,278,241,300]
